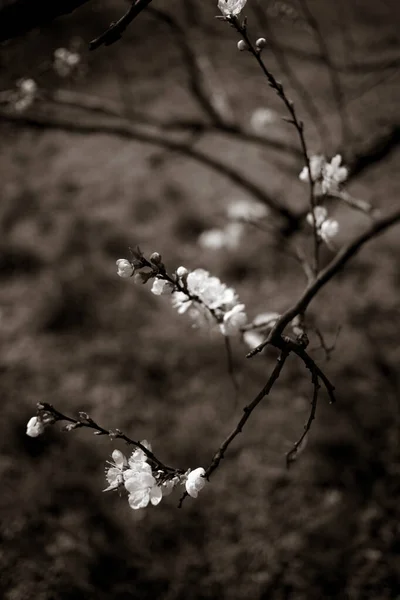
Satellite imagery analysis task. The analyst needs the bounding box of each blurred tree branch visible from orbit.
[0,0,91,43]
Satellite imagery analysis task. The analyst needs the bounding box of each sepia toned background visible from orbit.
[0,1,399,598]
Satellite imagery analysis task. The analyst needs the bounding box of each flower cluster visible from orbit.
[116,249,247,336]
[13,78,37,112]
[53,48,81,78]
[172,268,247,336]
[306,206,339,246]
[299,154,348,195]
[104,445,206,509]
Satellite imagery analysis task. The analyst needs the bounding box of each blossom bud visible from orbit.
[26,416,45,437]
[176,266,188,279]
[255,37,267,49]
[149,252,162,265]
[185,467,206,498]
[116,259,134,278]
[237,40,248,52]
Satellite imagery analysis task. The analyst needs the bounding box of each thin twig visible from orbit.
[228,16,320,273]
[37,402,178,473]
[179,348,290,506]
[286,372,320,466]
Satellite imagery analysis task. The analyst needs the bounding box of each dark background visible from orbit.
[0,1,399,598]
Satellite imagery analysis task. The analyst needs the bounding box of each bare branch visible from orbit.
[37,402,178,473]
[286,372,320,467]
[0,109,300,228]
[89,0,153,51]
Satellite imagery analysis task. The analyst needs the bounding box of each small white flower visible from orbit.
[125,471,162,509]
[54,48,81,77]
[320,218,339,243]
[26,416,45,437]
[14,78,37,112]
[227,199,269,222]
[243,330,264,350]
[151,278,174,295]
[104,449,127,492]
[218,0,247,17]
[306,206,328,229]
[185,467,206,498]
[250,108,276,131]
[198,223,244,250]
[116,258,134,278]
[18,78,37,95]
[220,303,247,336]
[299,155,325,183]
[321,155,348,194]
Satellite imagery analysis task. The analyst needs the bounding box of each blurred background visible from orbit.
[0,1,399,598]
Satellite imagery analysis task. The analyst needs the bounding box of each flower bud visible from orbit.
[255,37,267,49]
[237,39,248,52]
[176,266,188,279]
[116,259,134,278]
[149,252,162,265]
[26,416,45,437]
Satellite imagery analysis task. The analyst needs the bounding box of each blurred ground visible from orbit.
[0,1,399,599]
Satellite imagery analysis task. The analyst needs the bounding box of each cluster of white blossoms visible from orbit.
[53,48,81,78]
[116,254,247,336]
[104,444,206,509]
[13,78,38,112]
[171,268,247,336]
[198,199,269,251]
[218,0,247,17]
[306,206,339,246]
[299,154,348,196]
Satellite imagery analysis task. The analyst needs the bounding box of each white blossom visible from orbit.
[299,155,325,183]
[220,303,247,336]
[14,78,37,112]
[250,108,276,131]
[116,258,134,278]
[299,154,348,195]
[151,278,174,296]
[320,219,339,244]
[306,206,328,229]
[125,471,162,509]
[243,330,264,350]
[306,207,339,246]
[185,467,206,498]
[172,268,246,335]
[198,223,244,250]
[227,199,269,221]
[321,154,348,194]
[54,48,81,77]
[218,0,247,17]
[103,449,128,492]
[26,416,44,437]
